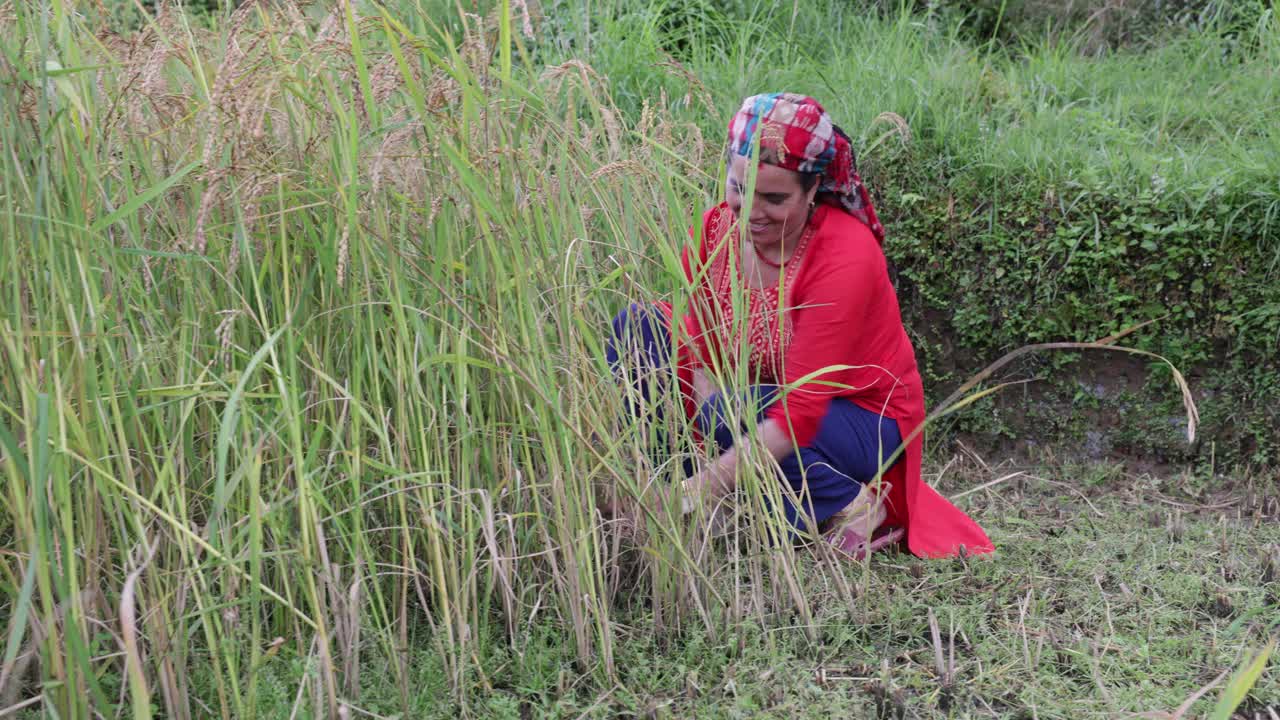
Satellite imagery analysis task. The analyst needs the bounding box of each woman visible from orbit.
[607,93,992,559]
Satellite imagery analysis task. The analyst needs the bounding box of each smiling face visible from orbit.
[726,154,819,252]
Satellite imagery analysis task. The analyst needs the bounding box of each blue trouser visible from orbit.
[606,302,902,533]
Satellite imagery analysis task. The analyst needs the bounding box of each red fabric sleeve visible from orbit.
[766,250,884,447]
[678,213,722,370]
[680,244,697,284]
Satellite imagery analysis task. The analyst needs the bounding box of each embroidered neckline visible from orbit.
[703,205,822,384]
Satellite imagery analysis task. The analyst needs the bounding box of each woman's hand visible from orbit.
[691,366,715,406]
[682,451,738,509]
[612,471,717,540]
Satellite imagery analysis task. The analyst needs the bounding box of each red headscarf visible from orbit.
[727,93,885,244]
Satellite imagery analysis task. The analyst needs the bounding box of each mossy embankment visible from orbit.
[539,0,1280,467]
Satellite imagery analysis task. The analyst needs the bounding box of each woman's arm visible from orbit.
[685,417,793,501]
[690,367,714,406]
[690,224,887,507]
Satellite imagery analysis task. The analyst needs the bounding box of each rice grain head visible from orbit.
[656,88,672,148]
[589,160,649,182]
[139,31,171,98]
[336,225,350,288]
[370,53,403,103]
[249,79,277,139]
[687,121,706,167]
[637,97,654,137]
[873,111,911,145]
[213,304,236,363]
[192,176,222,255]
[600,107,621,160]
[657,53,715,116]
[428,196,444,228]
[279,0,308,39]
[371,114,428,195]
[314,5,344,44]
[512,0,536,39]
[542,59,606,99]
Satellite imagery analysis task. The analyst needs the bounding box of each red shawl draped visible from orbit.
[671,203,994,558]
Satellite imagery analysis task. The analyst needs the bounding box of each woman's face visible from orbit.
[726,154,817,251]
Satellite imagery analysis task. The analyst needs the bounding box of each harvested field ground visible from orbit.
[236,457,1280,719]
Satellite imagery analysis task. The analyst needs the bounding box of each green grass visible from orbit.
[184,463,1280,719]
[0,0,1276,717]
[540,0,1279,190]
[546,0,1280,464]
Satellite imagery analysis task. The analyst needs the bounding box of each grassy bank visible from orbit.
[0,0,1276,717]
[533,0,1280,465]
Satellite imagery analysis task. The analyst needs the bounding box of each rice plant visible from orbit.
[0,1,1270,718]
[0,1,859,715]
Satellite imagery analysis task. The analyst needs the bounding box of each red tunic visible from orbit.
[673,203,994,558]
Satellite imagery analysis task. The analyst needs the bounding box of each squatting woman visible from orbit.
[607,93,992,558]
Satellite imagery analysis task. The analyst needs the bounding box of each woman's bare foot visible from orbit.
[824,485,898,558]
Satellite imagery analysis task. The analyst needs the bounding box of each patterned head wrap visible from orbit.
[727,93,884,244]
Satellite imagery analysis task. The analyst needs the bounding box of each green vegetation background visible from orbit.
[148,0,1280,465]
[537,0,1280,467]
